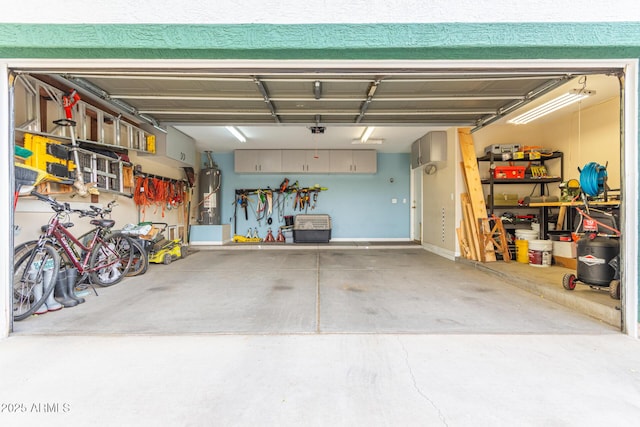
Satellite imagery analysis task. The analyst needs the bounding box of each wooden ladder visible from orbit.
[477,215,511,263]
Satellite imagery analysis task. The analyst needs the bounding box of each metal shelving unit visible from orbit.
[478,151,564,240]
[12,74,155,154]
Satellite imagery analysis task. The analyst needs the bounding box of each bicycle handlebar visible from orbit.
[30,190,68,212]
[31,191,117,218]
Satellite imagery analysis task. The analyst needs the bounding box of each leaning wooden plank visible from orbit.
[459,166,480,261]
[460,193,480,260]
[456,226,470,259]
[459,217,471,260]
[556,205,567,231]
[462,194,480,260]
[459,159,481,259]
[462,218,476,260]
[458,128,496,262]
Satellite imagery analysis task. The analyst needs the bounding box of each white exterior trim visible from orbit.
[622,60,639,338]
[1,0,638,24]
[1,63,12,339]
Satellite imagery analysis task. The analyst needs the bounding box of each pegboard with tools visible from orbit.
[232,178,329,241]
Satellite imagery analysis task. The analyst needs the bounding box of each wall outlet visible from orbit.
[391,198,398,204]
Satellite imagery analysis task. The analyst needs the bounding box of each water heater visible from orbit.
[199,152,221,225]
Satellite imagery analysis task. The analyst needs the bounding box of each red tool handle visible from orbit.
[62,90,81,120]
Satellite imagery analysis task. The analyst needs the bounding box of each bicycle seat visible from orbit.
[90,219,115,228]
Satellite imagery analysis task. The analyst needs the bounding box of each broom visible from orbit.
[14,163,47,209]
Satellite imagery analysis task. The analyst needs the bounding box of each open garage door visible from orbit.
[4,60,636,337]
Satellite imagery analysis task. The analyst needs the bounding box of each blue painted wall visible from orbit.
[204,153,411,240]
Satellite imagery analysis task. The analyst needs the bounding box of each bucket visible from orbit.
[528,239,552,267]
[515,240,529,263]
[515,229,538,241]
[515,229,537,264]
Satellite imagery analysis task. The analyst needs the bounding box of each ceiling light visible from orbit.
[352,138,383,145]
[360,126,375,143]
[225,126,246,143]
[508,89,595,125]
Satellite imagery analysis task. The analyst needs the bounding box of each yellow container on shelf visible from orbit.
[146,135,156,153]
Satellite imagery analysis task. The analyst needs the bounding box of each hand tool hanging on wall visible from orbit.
[265,190,273,224]
[53,90,90,197]
[293,190,300,211]
[255,189,267,224]
[233,180,328,228]
[279,178,289,193]
[241,193,249,220]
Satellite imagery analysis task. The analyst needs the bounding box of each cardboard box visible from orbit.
[140,226,160,240]
[552,241,576,258]
[554,255,577,270]
[487,193,519,206]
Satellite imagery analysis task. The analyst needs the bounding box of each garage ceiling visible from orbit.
[39,66,621,153]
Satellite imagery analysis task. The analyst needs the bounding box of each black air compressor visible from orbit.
[563,233,620,299]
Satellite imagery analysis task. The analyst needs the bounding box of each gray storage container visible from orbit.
[293,214,331,243]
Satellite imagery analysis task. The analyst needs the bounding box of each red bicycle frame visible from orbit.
[42,214,116,275]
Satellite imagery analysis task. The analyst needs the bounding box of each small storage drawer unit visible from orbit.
[293,214,331,243]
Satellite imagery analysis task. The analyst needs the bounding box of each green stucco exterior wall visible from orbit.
[1,23,640,59]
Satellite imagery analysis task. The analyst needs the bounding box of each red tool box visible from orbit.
[493,166,526,179]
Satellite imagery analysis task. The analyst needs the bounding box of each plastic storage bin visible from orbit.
[293,214,331,243]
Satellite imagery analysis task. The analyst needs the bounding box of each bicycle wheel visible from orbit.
[88,232,134,286]
[14,240,39,259]
[126,238,149,277]
[13,243,60,321]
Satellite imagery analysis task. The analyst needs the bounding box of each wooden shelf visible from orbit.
[481,178,562,184]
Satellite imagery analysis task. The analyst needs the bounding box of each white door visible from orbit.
[412,167,423,242]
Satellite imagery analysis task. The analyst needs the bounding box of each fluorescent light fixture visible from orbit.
[508,89,595,125]
[225,126,246,143]
[352,138,383,145]
[360,126,375,143]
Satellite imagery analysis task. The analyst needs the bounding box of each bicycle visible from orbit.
[13,191,135,321]
[73,201,149,277]
[15,200,148,292]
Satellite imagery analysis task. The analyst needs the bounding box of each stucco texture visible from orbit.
[1,23,640,59]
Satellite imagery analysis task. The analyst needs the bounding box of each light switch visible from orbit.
[391,198,398,204]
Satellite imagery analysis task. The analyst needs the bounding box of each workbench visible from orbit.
[528,200,621,238]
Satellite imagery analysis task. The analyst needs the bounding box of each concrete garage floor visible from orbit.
[2,247,640,426]
[10,248,618,335]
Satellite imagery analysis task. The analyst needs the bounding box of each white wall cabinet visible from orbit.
[410,130,447,169]
[282,150,330,173]
[235,149,376,174]
[234,150,282,173]
[329,150,377,173]
[141,126,196,167]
